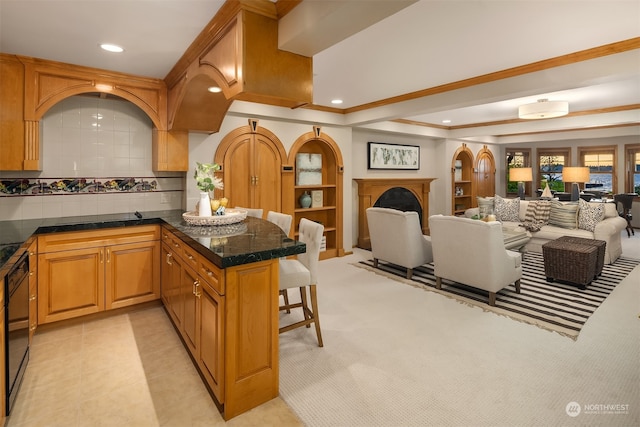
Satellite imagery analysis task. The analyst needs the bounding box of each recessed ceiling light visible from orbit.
[442,119,451,124]
[99,43,124,53]
[207,86,222,93]
[331,99,343,105]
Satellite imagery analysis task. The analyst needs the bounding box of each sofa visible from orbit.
[465,196,627,264]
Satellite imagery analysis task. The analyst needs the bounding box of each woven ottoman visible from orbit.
[553,236,606,277]
[542,237,600,289]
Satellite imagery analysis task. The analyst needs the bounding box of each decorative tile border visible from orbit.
[0,177,161,196]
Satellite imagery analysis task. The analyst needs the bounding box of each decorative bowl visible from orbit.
[182,209,247,226]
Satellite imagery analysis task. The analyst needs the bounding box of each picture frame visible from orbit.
[367,142,420,170]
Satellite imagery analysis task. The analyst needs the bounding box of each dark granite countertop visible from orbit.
[0,210,305,273]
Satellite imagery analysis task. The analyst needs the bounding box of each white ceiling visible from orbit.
[1,0,638,144]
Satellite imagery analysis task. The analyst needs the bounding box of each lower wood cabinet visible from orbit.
[27,239,37,342]
[38,226,160,324]
[160,226,278,420]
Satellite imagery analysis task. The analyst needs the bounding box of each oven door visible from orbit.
[5,251,30,415]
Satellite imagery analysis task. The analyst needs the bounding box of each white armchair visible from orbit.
[366,207,433,279]
[428,215,522,306]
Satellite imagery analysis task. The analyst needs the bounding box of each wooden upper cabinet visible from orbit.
[0,54,26,170]
[165,2,312,134]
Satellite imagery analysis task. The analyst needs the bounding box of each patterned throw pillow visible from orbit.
[548,201,579,229]
[494,195,520,222]
[578,199,605,232]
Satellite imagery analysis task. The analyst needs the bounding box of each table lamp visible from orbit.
[562,167,590,202]
[510,167,532,200]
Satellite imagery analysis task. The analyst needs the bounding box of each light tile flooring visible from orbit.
[6,304,302,427]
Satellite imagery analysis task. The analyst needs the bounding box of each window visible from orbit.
[537,148,570,193]
[506,149,531,196]
[624,144,640,196]
[578,146,617,195]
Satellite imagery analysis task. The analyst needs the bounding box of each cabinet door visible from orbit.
[28,241,37,342]
[38,247,104,324]
[160,242,173,307]
[253,134,282,213]
[181,264,199,355]
[0,55,25,171]
[224,135,253,209]
[199,280,225,403]
[105,240,160,310]
[167,250,185,328]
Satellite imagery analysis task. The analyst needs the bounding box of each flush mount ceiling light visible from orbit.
[331,99,343,105]
[518,99,569,119]
[99,43,124,53]
[207,86,222,93]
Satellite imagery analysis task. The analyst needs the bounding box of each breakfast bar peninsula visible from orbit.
[0,210,306,421]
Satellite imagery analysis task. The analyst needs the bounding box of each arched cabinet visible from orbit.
[213,120,288,217]
[475,145,496,198]
[287,127,344,260]
[451,143,475,216]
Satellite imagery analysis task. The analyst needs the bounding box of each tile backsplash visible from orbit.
[0,95,185,220]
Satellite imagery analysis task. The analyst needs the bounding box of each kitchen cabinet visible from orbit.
[0,291,5,422]
[27,239,37,342]
[0,54,26,171]
[452,143,475,216]
[38,226,160,324]
[152,129,189,172]
[160,225,278,420]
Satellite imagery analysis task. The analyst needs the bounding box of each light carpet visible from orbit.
[278,243,640,427]
[354,252,639,340]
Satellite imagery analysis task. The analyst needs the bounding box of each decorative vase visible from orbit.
[299,191,312,208]
[198,192,212,217]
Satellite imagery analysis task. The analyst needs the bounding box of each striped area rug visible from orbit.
[356,252,639,340]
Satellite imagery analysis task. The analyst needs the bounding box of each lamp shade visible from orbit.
[509,167,532,182]
[562,167,590,183]
[518,99,569,119]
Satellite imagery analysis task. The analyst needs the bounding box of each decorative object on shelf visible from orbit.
[194,162,223,217]
[368,141,419,170]
[296,153,322,185]
[454,160,462,181]
[455,186,464,196]
[299,191,312,208]
[183,208,247,226]
[311,190,323,208]
[510,167,533,200]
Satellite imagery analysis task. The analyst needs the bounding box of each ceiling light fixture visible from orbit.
[207,86,222,93]
[518,99,568,119]
[99,43,124,53]
[442,119,451,124]
[331,99,343,105]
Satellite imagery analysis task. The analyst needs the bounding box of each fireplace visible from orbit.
[354,178,436,249]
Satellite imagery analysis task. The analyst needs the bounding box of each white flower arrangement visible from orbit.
[194,162,223,193]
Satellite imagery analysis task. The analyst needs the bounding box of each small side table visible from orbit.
[542,236,603,289]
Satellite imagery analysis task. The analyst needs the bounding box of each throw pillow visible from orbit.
[578,199,605,232]
[522,200,551,232]
[548,201,579,229]
[494,195,520,222]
